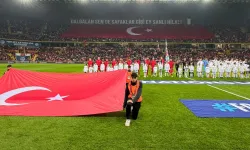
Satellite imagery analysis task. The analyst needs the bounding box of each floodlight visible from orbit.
[18,0,33,4]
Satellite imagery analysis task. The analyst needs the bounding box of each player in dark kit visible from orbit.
[3,65,12,75]
[175,60,180,77]
[125,73,143,127]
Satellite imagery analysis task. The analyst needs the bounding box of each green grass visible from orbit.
[0,63,250,150]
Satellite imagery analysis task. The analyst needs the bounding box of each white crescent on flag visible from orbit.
[126,27,141,36]
[0,86,51,106]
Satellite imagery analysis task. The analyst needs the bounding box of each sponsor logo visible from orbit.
[181,100,250,118]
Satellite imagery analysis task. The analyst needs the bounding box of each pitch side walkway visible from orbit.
[142,80,250,85]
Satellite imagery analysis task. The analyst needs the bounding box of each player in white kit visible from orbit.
[88,65,93,73]
[93,63,98,73]
[225,62,231,78]
[153,65,158,77]
[212,64,217,79]
[189,63,194,78]
[114,64,118,71]
[106,65,111,72]
[130,63,134,72]
[124,62,128,70]
[239,63,245,78]
[143,63,148,78]
[83,65,88,73]
[205,66,210,78]
[219,63,224,78]
[184,63,189,78]
[100,62,105,72]
[118,61,124,70]
[232,62,238,78]
[109,66,114,72]
[244,61,249,78]
[158,62,163,77]
[134,62,139,74]
[178,64,183,78]
[164,62,170,77]
[197,59,203,78]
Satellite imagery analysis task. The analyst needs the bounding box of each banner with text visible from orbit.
[0,40,40,48]
[15,53,31,62]
[71,19,183,25]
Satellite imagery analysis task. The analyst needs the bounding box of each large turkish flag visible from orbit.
[61,25,214,39]
[0,69,127,116]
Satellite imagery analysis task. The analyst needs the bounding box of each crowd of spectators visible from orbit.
[0,20,250,63]
[0,20,249,43]
[0,46,11,61]
[0,20,68,41]
[1,44,250,63]
[36,44,164,62]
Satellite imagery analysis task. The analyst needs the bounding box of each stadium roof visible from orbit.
[13,0,250,3]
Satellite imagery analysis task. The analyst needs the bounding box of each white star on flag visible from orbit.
[47,94,69,101]
[145,29,152,32]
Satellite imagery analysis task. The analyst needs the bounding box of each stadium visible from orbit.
[1,0,250,149]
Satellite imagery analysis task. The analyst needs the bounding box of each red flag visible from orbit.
[0,69,127,116]
[61,25,214,39]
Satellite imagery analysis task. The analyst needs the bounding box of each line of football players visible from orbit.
[83,61,175,77]
[196,59,250,79]
[83,59,250,78]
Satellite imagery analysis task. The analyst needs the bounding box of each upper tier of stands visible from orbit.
[0,20,249,43]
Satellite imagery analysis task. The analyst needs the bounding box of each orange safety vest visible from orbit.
[126,71,132,83]
[128,80,142,102]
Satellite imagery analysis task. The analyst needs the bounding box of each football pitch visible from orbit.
[0,63,250,150]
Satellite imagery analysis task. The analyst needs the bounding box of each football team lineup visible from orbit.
[1,63,250,149]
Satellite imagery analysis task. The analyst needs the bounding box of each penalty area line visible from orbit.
[187,78,250,100]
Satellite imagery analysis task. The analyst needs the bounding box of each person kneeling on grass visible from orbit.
[3,65,12,75]
[125,73,143,127]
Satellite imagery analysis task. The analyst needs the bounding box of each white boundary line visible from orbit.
[187,78,250,100]
[207,84,250,100]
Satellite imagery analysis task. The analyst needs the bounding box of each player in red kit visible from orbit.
[104,59,109,72]
[160,57,164,64]
[150,58,156,75]
[145,58,150,76]
[168,59,174,77]
[88,58,93,68]
[96,57,102,71]
[112,58,117,68]
[127,58,132,67]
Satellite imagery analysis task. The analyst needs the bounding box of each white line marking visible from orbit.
[187,78,250,100]
[207,84,250,100]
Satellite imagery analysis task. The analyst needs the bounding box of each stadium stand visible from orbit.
[0,20,249,43]
[1,44,250,63]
